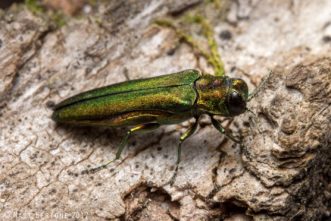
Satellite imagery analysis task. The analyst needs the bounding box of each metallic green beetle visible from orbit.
[52,16,252,180]
[52,69,249,176]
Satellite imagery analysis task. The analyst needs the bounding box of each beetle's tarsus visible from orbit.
[82,159,117,175]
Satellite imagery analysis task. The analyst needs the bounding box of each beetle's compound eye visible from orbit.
[226,91,246,116]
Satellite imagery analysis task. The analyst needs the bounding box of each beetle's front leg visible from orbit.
[210,116,241,143]
[169,117,199,185]
[83,123,160,174]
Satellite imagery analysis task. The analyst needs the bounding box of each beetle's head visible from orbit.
[195,75,249,117]
[224,78,249,117]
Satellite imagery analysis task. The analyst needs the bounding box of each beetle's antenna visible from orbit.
[248,70,272,102]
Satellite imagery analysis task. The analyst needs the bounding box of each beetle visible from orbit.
[52,16,255,182]
[52,69,249,178]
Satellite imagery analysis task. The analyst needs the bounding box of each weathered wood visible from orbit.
[0,1,330,220]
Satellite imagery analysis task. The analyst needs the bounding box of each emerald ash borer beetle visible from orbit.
[52,69,249,177]
[52,17,256,181]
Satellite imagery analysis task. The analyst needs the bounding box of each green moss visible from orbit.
[155,1,226,77]
[50,11,67,28]
[208,0,222,9]
[24,0,67,27]
[87,0,98,7]
[25,0,43,14]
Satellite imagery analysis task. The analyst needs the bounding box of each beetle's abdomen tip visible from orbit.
[51,110,61,122]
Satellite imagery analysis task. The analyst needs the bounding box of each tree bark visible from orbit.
[0,1,330,220]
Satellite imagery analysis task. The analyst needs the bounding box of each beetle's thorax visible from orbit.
[194,75,230,115]
[194,74,249,117]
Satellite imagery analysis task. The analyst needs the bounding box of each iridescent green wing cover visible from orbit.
[55,69,200,109]
[53,69,200,124]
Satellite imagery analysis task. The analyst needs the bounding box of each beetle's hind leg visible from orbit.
[82,123,160,174]
[169,117,199,185]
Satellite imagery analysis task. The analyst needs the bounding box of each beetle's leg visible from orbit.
[170,117,199,185]
[210,117,241,143]
[83,123,160,174]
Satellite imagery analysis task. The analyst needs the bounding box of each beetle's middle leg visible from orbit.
[83,123,160,174]
[169,117,199,185]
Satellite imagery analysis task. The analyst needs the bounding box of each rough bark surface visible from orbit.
[0,1,330,220]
